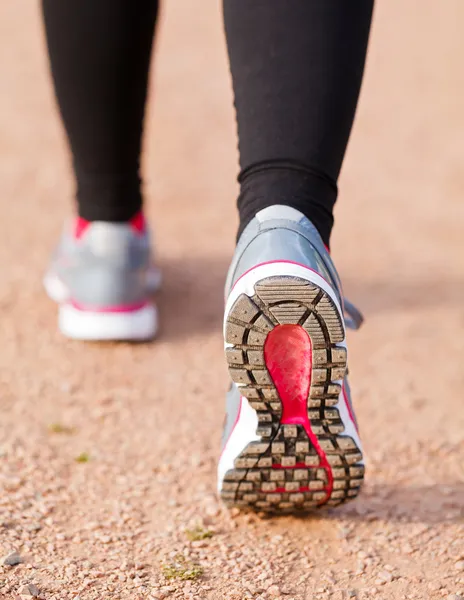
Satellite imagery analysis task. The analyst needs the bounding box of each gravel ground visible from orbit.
[1,1,463,599]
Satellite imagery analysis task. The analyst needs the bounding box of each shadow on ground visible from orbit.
[344,276,464,315]
[155,257,464,339]
[243,482,464,527]
[324,481,464,525]
[155,254,229,341]
[155,256,464,341]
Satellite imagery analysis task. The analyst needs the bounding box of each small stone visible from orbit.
[446,595,464,600]
[99,536,111,544]
[377,571,393,583]
[19,584,40,597]
[3,476,22,491]
[346,591,357,598]
[268,585,280,597]
[455,562,464,572]
[205,503,220,517]
[338,527,352,540]
[428,581,443,591]
[2,551,23,566]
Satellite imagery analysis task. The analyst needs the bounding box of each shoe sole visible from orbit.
[220,261,364,513]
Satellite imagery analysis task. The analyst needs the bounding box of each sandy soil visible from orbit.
[0,1,463,599]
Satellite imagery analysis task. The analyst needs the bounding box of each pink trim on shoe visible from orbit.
[68,299,149,314]
[73,211,146,240]
[74,217,91,240]
[129,211,146,235]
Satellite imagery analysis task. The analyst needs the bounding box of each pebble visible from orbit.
[2,551,23,566]
[3,476,22,491]
[268,585,280,597]
[428,581,443,591]
[99,536,112,544]
[376,571,393,584]
[455,562,464,572]
[18,584,40,598]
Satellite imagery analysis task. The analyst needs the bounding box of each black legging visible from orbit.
[41,0,373,247]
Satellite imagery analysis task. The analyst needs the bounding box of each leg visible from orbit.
[219,1,372,512]
[224,0,373,246]
[42,0,160,340]
[41,0,159,221]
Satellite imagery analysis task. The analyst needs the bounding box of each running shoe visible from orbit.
[218,205,364,512]
[44,213,161,341]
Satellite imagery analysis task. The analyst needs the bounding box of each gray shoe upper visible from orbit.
[225,206,363,330]
[226,205,341,298]
[50,220,152,308]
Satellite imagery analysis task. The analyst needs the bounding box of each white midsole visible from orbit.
[218,261,361,489]
[217,396,259,492]
[337,382,364,459]
[58,302,158,341]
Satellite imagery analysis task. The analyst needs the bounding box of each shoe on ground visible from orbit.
[218,205,364,513]
[44,212,161,341]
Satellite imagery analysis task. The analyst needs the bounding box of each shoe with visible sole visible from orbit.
[218,205,364,513]
[44,213,161,341]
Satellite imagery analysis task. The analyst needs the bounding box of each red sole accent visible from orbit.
[264,324,333,501]
[271,462,310,469]
[262,486,329,494]
[264,325,312,426]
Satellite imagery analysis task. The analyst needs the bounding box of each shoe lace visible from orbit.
[343,298,364,331]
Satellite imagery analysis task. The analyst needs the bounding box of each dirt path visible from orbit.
[0,1,463,599]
